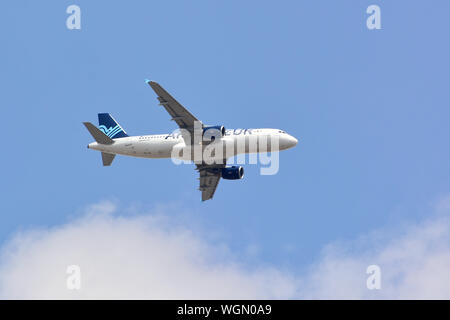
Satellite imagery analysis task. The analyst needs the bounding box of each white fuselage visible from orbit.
[88,128,298,160]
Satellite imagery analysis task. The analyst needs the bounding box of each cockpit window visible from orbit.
[279,130,286,133]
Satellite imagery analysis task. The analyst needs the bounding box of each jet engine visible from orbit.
[221,166,244,180]
[203,125,226,141]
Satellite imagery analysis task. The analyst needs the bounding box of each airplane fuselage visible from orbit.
[88,128,298,160]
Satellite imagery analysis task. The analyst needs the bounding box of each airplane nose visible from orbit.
[280,135,298,149]
[288,135,298,148]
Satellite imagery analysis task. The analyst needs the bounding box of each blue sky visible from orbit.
[1,0,450,282]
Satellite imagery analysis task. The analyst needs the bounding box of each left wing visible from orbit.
[196,161,226,201]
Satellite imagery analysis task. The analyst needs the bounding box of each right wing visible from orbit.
[146,80,202,144]
[146,80,225,201]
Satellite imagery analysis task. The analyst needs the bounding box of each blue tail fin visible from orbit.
[98,113,129,139]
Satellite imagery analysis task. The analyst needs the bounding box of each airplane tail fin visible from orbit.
[98,113,128,139]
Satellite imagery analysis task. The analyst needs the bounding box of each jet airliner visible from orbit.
[83,81,298,201]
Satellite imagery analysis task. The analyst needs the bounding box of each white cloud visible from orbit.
[0,201,297,299]
[298,196,450,299]
[0,197,450,299]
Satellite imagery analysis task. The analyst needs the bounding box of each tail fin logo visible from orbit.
[98,113,129,139]
[99,125,124,138]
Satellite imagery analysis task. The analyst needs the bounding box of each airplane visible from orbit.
[83,80,298,201]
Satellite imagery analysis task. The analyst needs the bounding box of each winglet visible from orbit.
[145,79,152,85]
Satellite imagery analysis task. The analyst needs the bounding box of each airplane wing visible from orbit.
[196,161,226,201]
[146,80,202,144]
[147,80,225,201]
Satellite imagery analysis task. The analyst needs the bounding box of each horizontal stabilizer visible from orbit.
[83,122,114,145]
[101,152,116,166]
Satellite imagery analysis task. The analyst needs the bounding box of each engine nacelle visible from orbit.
[203,125,226,141]
[221,166,244,180]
